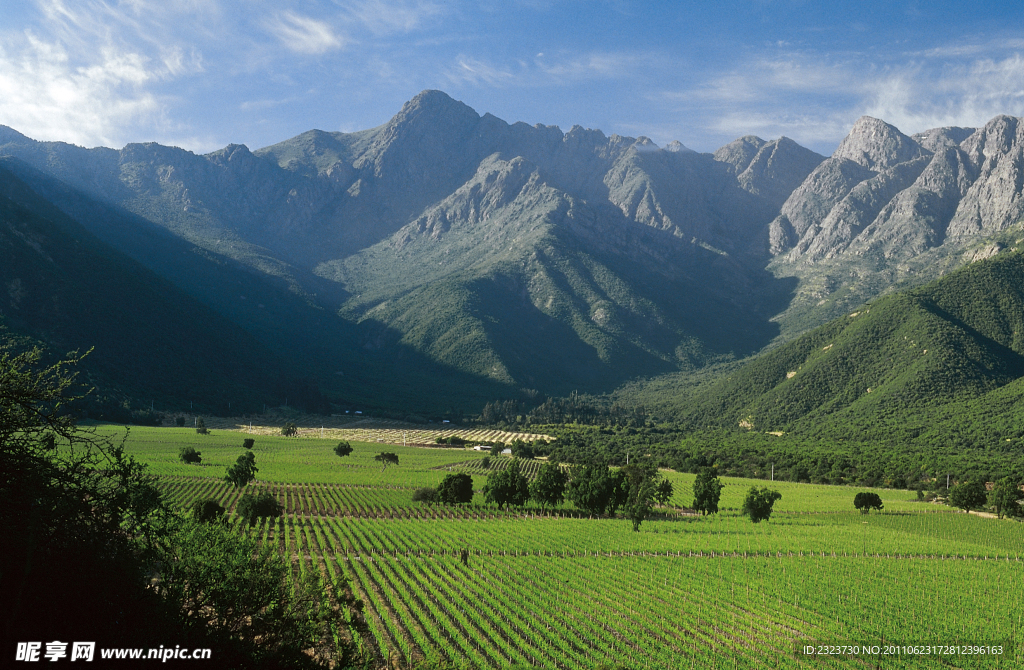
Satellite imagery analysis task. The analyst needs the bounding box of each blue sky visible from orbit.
[2,1,1024,156]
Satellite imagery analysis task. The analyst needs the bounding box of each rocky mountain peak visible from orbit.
[665,140,695,153]
[912,126,975,152]
[833,116,928,171]
[713,136,767,173]
[961,115,1024,166]
[358,90,482,171]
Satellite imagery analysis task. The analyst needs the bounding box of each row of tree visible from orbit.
[413,459,675,532]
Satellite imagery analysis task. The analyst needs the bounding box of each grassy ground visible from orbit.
[107,423,1023,669]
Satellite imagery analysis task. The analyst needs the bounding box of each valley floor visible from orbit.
[113,425,1023,669]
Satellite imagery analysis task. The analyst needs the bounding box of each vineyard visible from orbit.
[115,425,1024,669]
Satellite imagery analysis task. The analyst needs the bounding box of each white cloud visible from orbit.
[445,57,516,86]
[662,43,1024,151]
[863,55,1024,132]
[443,49,665,89]
[335,0,444,36]
[535,51,660,82]
[267,12,345,54]
[0,33,162,147]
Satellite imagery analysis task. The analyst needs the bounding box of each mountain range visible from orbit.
[3,90,1024,418]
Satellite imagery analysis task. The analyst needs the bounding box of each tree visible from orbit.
[157,519,361,667]
[334,440,353,457]
[281,421,297,437]
[235,491,283,526]
[225,451,258,488]
[854,492,884,514]
[692,467,724,515]
[196,417,208,434]
[412,487,438,504]
[481,456,491,469]
[483,458,530,509]
[510,440,535,459]
[989,477,1023,519]
[566,461,618,515]
[530,460,567,510]
[437,473,474,504]
[1,346,168,645]
[655,479,674,506]
[948,479,988,512]
[179,445,202,464]
[0,344,363,666]
[742,487,782,523]
[242,438,255,450]
[190,498,225,523]
[374,452,399,470]
[176,416,186,427]
[618,463,665,532]
[625,478,658,532]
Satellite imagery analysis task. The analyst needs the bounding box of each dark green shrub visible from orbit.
[854,492,883,513]
[190,498,225,523]
[437,473,474,504]
[179,446,202,464]
[236,491,283,526]
[412,487,438,504]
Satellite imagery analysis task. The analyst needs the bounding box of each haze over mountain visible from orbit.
[3,90,1024,415]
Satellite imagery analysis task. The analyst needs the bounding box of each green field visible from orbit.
[111,425,1024,669]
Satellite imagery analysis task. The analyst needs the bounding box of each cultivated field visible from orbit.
[162,415,551,445]
[108,424,1023,669]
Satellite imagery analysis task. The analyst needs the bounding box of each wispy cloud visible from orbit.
[444,49,666,89]
[661,41,1024,151]
[445,57,516,86]
[0,33,163,147]
[267,12,345,54]
[335,0,445,36]
[534,50,664,83]
[0,0,214,148]
[863,55,1024,132]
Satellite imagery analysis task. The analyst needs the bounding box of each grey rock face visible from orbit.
[736,137,825,211]
[713,136,767,173]
[770,113,1024,266]
[770,157,877,256]
[947,115,1024,238]
[833,116,928,171]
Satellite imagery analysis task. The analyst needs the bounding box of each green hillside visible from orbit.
[0,163,306,416]
[0,157,517,416]
[655,246,1024,460]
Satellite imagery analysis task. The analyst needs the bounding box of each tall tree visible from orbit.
[948,479,988,512]
[483,459,530,509]
[566,461,618,515]
[692,467,724,515]
[1,346,167,645]
[853,492,884,514]
[530,460,568,511]
[618,463,668,532]
[225,451,258,488]
[742,487,782,523]
[989,477,1023,519]
[374,452,399,470]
